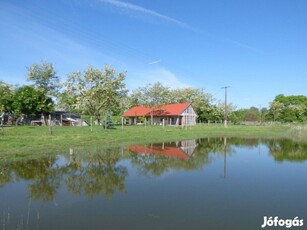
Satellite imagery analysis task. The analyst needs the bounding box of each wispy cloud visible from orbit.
[225,39,262,53]
[0,2,120,84]
[128,67,191,90]
[99,0,199,32]
[148,60,161,65]
[99,0,260,52]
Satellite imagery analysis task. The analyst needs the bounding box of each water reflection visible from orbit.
[64,153,128,199]
[0,137,306,203]
[129,140,197,159]
[223,137,227,179]
[129,140,212,177]
[264,139,307,162]
[0,149,129,201]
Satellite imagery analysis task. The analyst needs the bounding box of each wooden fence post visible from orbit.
[49,114,52,135]
[90,116,93,132]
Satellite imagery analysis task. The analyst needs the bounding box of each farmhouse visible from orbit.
[122,102,197,126]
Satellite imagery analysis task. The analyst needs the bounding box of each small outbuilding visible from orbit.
[122,102,197,126]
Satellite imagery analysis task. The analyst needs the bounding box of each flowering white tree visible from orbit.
[26,60,60,97]
[64,65,127,123]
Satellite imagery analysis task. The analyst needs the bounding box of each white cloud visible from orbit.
[128,67,191,90]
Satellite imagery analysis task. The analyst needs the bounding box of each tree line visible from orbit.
[232,94,307,123]
[0,60,306,125]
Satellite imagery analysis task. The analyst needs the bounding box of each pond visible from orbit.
[1,137,307,230]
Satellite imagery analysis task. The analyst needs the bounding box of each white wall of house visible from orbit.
[180,105,197,126]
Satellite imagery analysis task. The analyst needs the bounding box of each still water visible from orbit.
[1,137,307,230]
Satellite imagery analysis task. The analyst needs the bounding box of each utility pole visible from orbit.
[221,86,230,128]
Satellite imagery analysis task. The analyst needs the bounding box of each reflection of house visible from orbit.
[179,140,198,155]
[129,140,197,159]
[122,102,197,126]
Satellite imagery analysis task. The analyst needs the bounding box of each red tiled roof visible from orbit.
[129,145,190,159]
[122,102,191,117]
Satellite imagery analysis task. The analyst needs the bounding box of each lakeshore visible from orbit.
[1,124,306,161]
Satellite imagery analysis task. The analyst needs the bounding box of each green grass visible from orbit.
[0,123,306,161]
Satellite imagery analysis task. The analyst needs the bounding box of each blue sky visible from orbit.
[0,0,306,109]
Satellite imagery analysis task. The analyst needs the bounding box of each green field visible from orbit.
[0,123,306,161]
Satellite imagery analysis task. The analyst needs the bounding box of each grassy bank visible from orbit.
[0,124,306,160]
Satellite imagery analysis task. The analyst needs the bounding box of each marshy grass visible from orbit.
[288,124,307,141]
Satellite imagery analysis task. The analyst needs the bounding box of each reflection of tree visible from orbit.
[65,154,128,199]
[0,157,62,202]
[264,139,307,162]
[0,164,12,187]
[28,172,60,202]
[0,147,129,202]
[194,137,239,157]
[63,147,129,199]
[130,154,194,177]
[10,157,61,202]
[1,137,306,202]
[227,137,260,148]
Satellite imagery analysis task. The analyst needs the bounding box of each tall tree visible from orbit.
[56,91,79,113]
[216,101,234,123]
[0,81,14,125]
[268,94,307,122]
[170,88,213,122]
[12,85,54,117]
[245,106,260,122]
[231,109,246,124]
[64,65,127,123]
[129,82,171,124]
[268,101,283,122]
[26,60,60,96]
[130,82,171,106]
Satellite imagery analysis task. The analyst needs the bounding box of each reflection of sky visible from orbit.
[52,155,68,168]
